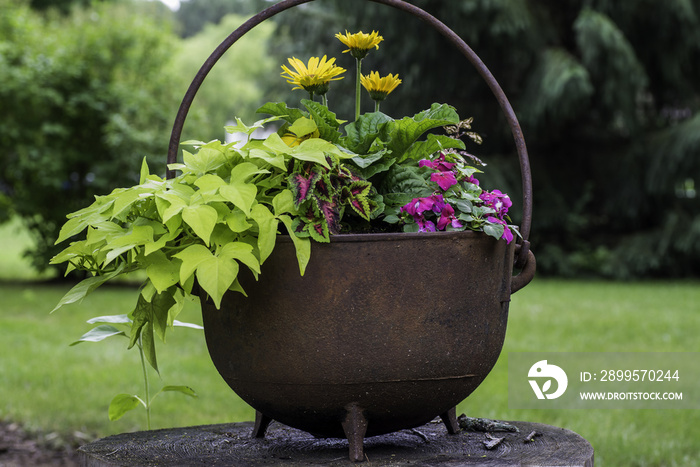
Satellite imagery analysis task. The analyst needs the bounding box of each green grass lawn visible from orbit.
[1,220,699,465]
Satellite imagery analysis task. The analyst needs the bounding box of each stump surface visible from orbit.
[79,419,593,466]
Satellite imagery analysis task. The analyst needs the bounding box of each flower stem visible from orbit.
[374,101,380,112]
[138,336,151,430]
[322,94,328,107]
[355,58,362,121]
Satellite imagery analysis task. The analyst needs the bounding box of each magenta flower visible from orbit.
[437,204,463,230]
[480,189,512,217]
[430,171,458,190]
[467,175,480,186]
[419,153,456,172]
[417,218,436,232]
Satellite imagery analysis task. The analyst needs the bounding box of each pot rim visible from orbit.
[277,229,509,244]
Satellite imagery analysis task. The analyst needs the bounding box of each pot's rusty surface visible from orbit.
[201,231,516,442]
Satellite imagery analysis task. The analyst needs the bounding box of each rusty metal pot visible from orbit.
[200,232,535,460]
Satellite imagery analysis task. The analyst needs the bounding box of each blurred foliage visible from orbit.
[0,0,182,272]
[173,13,278,143]
[175,0,269,37]
[272,0,700,278]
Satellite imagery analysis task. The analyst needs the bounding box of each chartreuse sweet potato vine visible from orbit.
[51,29,518,427]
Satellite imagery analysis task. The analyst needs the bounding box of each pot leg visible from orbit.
[252,411,273,438]
[341,402,368,462]
[440,406,460,434]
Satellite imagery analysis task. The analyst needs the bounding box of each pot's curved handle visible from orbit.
[511,244,536,294]
[165,0,534,274]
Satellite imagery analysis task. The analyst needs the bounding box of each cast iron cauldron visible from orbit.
[166,0,537,462]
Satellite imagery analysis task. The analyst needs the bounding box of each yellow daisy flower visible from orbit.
[280,55,346,95]
[360,71,402,102]
[335,30,383,59]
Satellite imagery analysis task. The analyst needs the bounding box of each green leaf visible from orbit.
[157,385,198,398]
[219,181,257,216]
[256,101,307,124]
[141,321,158,372]
[342,111,393,154]
[402,133,465,162]
[144,250,180,293]
[261,132,294,154]
[289,139,339,167]
[272,189,296,216]
[183,147,227,174]
[51,264,125,313]
[70,325,127,346]
[302,99,341,143]
[108,394,144,421]
[287,117,318,138]
[196,255,239,309]
[104,225,154,265]
[279,215,310,276]
[220,242,261,275]
[139,157,150,185]
[483,223,505,240]
[173,244,213,286]
[224,209,252,233]
[182,204,218,245]
[383,103,460,162]
[86,314,132,325]
[250,204,278,263]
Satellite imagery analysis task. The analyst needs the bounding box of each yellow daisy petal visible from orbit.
[335,30,383,59]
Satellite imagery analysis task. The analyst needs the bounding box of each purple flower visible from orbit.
[437,204,463,230]
[419,153,456,172]
[430,171,458,191]
[417,218,436,232]
[467,175,480,186]
[480,189,512,217]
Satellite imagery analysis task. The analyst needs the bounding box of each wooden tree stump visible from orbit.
[78,419,594,466]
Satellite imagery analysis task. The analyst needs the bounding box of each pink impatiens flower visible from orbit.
[480,189,512,217]
[430,171,458,190]
[437,204,463,230]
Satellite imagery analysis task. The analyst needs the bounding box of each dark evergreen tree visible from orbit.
[270,0,700,277]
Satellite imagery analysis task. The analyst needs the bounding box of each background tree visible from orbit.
[271,0,700,278]
[0,0,182,272]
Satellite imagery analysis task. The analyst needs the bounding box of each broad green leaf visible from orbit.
[224,209,252,232]
[402,133,466,162]
[173,244,213,286]
[182,204,218,245]
[289,139,337,167]
[483,223,505,240]
[342,111,393,154]
[183,147,227,174]
[231,162,266,184]
[251,204,278,263]
[104,225,154,266]
[144,227,181,256]
[246,147,287,171]
[55,199,114,245]
[262,132,294,154]
[279,215,310,276]
[219,182,257,216]
[69,325,126,346]
[51,264,125,313]
[256,101,307,124]
[193,174,227,195]
[108,394,144,421]
[383,103,460,161]
[224,115,281,137]
[196,255,239,309]
[220,241,261,275]
[144,250,180,293]
[272,189,296,216]
[302,99,341,143]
